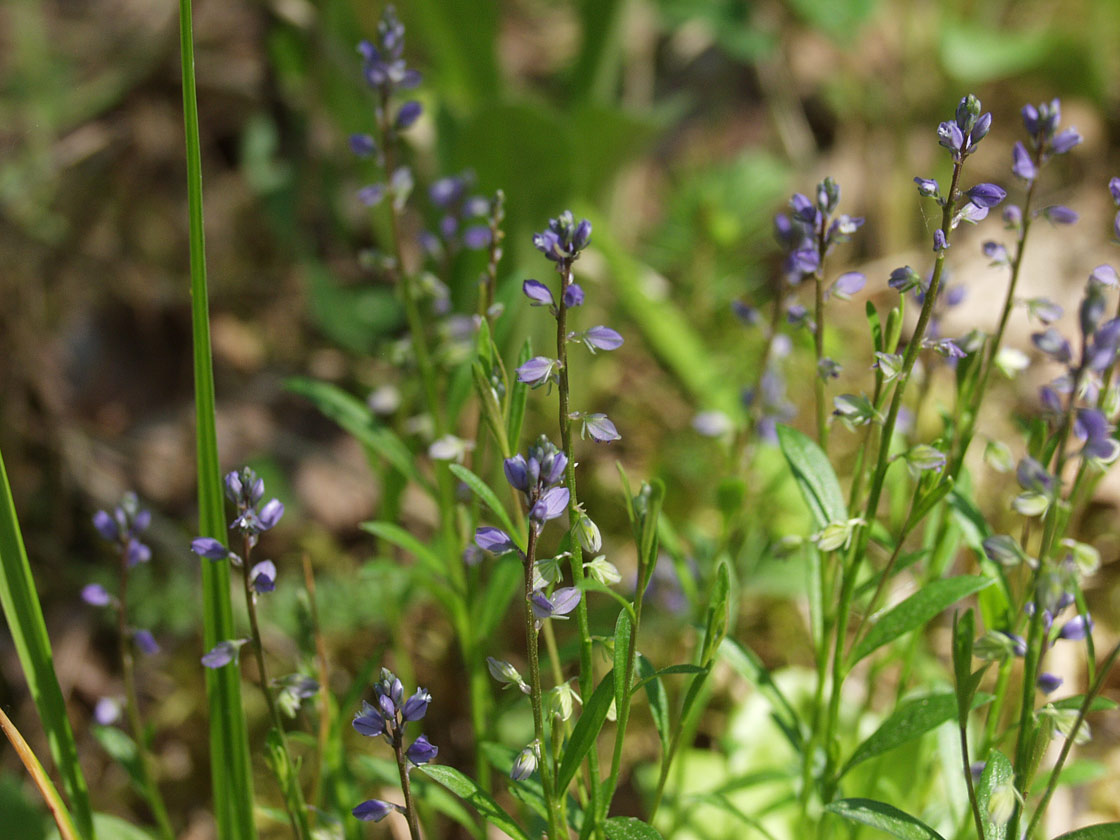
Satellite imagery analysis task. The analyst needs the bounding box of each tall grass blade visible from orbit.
[178,0,257,836]
[0,451,93,838]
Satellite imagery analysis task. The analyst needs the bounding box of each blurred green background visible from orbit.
[4,0,1120,836]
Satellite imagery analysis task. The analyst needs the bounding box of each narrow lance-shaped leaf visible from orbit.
[603,816,666,839]
[826,798,946,840]
[556,669,615,795]
[776,424,848,528]
[449,463,522,548]
[419,765,530,840]
[1051,825,1120,840]
[976,749,1014,840]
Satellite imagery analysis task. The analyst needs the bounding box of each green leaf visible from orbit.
[841,692,992,776]
[506,339,531,450]
[826,798,946,840]
[304,261,403,354]
[776,424,848,529]
[867,301,883,352]
[952,610,985,717]
[556,668,615,795]
[604,816,665,840]
[785,0,879,42]
[419,765,529,840]
[1051,695,1119,713]
[90,725,143,791]
[638,655,670,753]
[286,377,421,487]
[699,560,731,665]
[1052,825,1120,840]
[449,463,521,548]
[976,749,1013,840]
[630,664,707,694]
[0,448,95,839]
[939,23,1061,83]
[719,637,803,751]
[613,609,634,716]
[472,555,521,643]
[849,575,994,665]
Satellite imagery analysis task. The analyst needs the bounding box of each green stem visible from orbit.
[394,735,424,840]
[0,705,80,840]
[117,545,174,840]
[959,719,987,840]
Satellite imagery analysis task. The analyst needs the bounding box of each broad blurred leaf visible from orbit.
[303,262,404,355]
[1052,826,1120,840]
[976,749,1013,840]
[604,817,665,839]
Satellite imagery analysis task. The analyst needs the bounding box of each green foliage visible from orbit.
[826,798,945,840]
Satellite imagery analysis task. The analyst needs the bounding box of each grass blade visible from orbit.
[178,0,256,835]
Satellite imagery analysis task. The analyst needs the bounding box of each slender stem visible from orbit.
[241,537,310,840]
[524,529,566,838]
[117,546,174,840]
[394,737,424,840]
[1025,639,1120,838]
[823,161,964,789]
[959,720,987,840]
[301,554,332,813]
[0,705,80,840]
[554,259,603,826]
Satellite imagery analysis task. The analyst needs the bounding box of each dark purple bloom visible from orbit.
[580,326,624,353]
[475,526,517,555]
[732,301,759,325]
[1111,177,1120,206]
[1012,142,1037,181]
[789,193,817,224]
[503,456,530,493]
[516,356,560,389]
[250,560,277,594]
[786,303,808,328]
[563,283,584,308]
[1032,328,1072,363]
[1044,205,1079,225]
[125,540,151,567]
[1017,457,1055,494]
[966,183,1007,208]
[82,583,113,607]
[402,688,432,722]
[933,229,949,252]
[353,800,399,822]
[914,177,939,197]
[1037,673,1064,694]
[788,247,820,276]
[191,537,229,561]
[405,734,438,765]
[394,100,422,130]
[889,266,921,293]
[523,279,555,307]
[1040,386,1062,414]
[133,629,160,655]
[533,211,592,262]
[938,121,965,156]
[349,134,376,157]
[357,184,385,207]
[352,700,386,737]
[1051,129,1082,154]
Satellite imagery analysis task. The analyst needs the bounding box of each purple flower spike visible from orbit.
[349,133,376,158]
[92,510,119,541]
[82,583,113,607]
[583,413,621,443]
[831,272,866,299]
[201,640,243,669]
[258,499,285,531]
[405,734,438,765]
[191,537,229,561]
[1044,205,1079,225]
[1059,614,1093,641]
[966,183,1007,208]
[352,800,400,822]
[395,100,422,130]
[563,283,584,308]
[530,486,570,524]
[133,629,160,656]
[402,688,432,722]
[250,560,277,593]
[475,526,518,556]
[522,279,555,307]
[1037,673,1064,694]
[581,326,624,353]
[1012,142,1037,181]
[352,700,386,737]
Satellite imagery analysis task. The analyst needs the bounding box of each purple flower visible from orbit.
[533,211,592,263]
[889,266,921,293]
[966,183,1007,208]
[580,413,621,443]
[191,537,229,561]
[405,734,438,765]
[94,697,121,726]
[462,225,491,250]
[530,587,582,621]
[914,177,939,197]
[1090,264,1119,288]
[357,184,385,207]
[1051,129,1082,154]
[983,241,1008,265]
[1027,298,1063,324]
[1032,328,1072,364]
[352,700,386,737]
[202,640,245,669]
[258,499,285,531]
[1059,614,1093,641]
[1012,142,1037,181]
[1017,457,1055,494]
[92,510,119,541]
[394,100,422,130]
[954,202,989,227]
[133,629,160,656]
[250,560,277,594]
[938,121,965,156]
[81,583,113,607]
[353,800,400,822]
[125,540,151,567]
[933,229,949,252]
[1111,177,1120,206]
[349,134,376,157]
[1037,673,1064,694]
[516,356,560,389]
[563,284,584,308]
[530,486,570,524]
[579,326,624,353]
[1043,205,1079,225]
[788,248,820,276]
[402,688,432,722]
[503,456,530,493]
[830,272,866,300]
[475,526,518,555]
[522,279,555,307]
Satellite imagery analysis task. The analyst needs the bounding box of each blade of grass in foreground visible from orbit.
[178,0,257,837]
[0,448,94,839]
